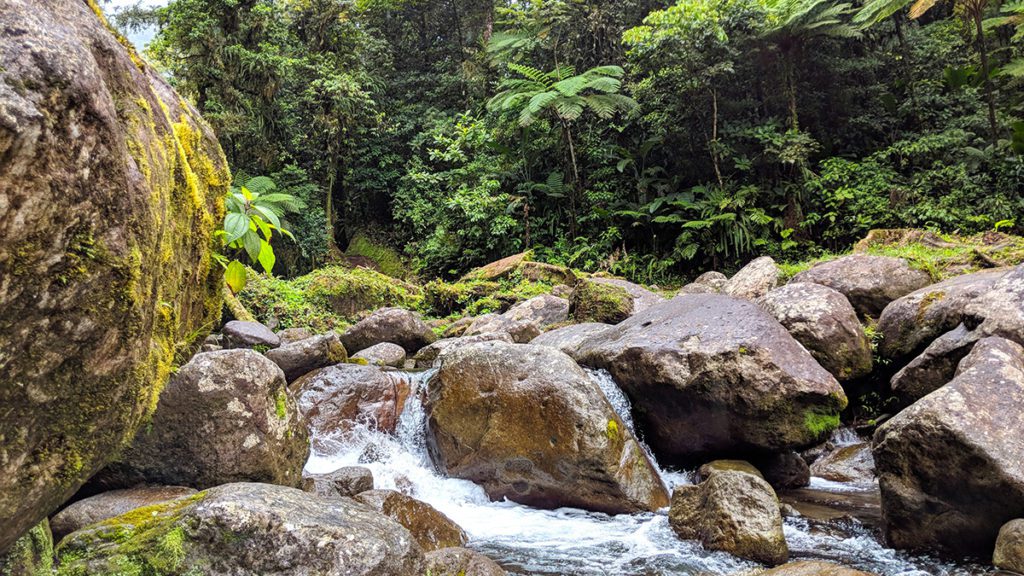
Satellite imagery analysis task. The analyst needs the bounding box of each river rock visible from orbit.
[964,264,1024,345]
[877,268,1008,359]
[576,294,848,463]
[760,561,877,575]
[873,336,1024,555]
[354,490,467,552]
[570,277,664,324]
[889,324,980,404]
[56,483,423,575]
[0,0,229,550]
[461,252,528,281]
[725,256,782,300]
[679,271,728,295]
[464,314,541,343]
[426,341,670,514]
[222,320,281,349]
[424,547,507,576]
[530,322,612,358]
[756,452,811,490]
[305,466,375,498]
[792,255,932,318]
[353,342,407,368]
[519,261,577,285]
[50,485,198,541]
[292,363,411,438]
[278,327,315,344]
[341,307,437,354]
[502,294,570,327]
[758,282,872,381]
[99,350,309,490]
[669,468,788,565]
[810,443,875,484]
[413,332,514,368]
[995,519,1024,574]
[0,520,52,576]
[265,333,347,382]
[697,460,765,482]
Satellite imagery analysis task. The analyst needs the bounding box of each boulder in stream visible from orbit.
[340,307,437,354]
[724,256,782,300]
[570,277,663,324]
[352,342,407,368]
[760,561,878,575]
[426,341,670,515]
[264,332,347,382]
[502,294,570,327]
[354,489,467,552]
[792,255,932,318]
[994,519,1024,574]
[292,363,411,438]
[424,547,507,576]
[529,322,612,358]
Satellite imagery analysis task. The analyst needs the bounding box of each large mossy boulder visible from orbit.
[97,350,309,491]
[576,294,848,463]
[55,483,424,575]
[0,0,228,551]
[669,465,788,565]
[424,547,507,576]
[792,255,932,318]
[425,341,670,514]
[51,485,197,542]
[570,277,663,324]
[873,336,1024,555]
[758,282,872,382]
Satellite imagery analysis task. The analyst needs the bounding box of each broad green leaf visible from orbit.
[242,230,261,262]
[225,260,247,294]
[224,212,250,244]
[257,240,276,274]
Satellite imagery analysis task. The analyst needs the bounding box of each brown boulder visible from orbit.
[354,489,467,552]
[995,519,1024,574]
[264,333,347,382]
[424,547,507,576]
[340,307,437,354]
[759,561,877,575]
[292,364,411,439]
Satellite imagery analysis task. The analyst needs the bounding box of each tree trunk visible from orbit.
[893,15,919,112]
[785,56,799,131]
[974,11,1000,143]
[561,120,581,239]
[709,88,724,189]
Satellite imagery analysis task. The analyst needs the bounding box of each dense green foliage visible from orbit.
[115,0,1023,283]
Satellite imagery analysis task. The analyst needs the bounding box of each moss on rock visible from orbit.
[0,520,53,576]
[570,280,633,323]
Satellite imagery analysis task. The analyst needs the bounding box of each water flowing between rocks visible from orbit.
[304,369,991,576]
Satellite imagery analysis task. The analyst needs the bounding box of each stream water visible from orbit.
[303,369,993,576]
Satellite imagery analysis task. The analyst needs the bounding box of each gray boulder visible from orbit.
[56,483,424,575]
[725,256,782,300]
[304,466,374,499]
[576,294,848,463]
[669,465,788,565]
[277,327,315,344]
[0,0,227,549]
[758,282,872,381]
[50,485,197,541]
[877,267,1008,359]
[353,342,407,368]
[413,332,514,369]
[98,350,309,491]
[341,308,437,354]
[265,333,347,382]
[964,264,1024,345]
[810,443,875,485]
[222,320,281,349]
[424,548,507,576]
[426,341,670,514]
[529,322,612,358]
[679,271,728,295]
[995,519,1024,574]
[792,255,932,318]
[570,277,664,324]
[502,294,570,327]
[873,336,1024,555]
[292,364,411,438]
[464,314,541,343]
[889,324,980,404]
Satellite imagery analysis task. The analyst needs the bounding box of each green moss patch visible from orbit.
[803,409,841,439]
[345,233,409,280]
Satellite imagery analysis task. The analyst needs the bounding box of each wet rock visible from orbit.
[669,467,788,565]
[964,264,1024,345]
[353,342,407,368]
[426,341,670,514]
[576,295,847,463]
[97,350,308,490]
[502,294,570,327]
[873,337,1024,555]
[292,363,411,438]
[413,332,514,369]
[0,520,52,576]
[56,483,423,575]
[0,0,228,549]
[756,452,811,490]
[51,485,197,541]
[465,314,541,343]
[877,268,1008,359]
[792,255,932,318]
[354,490,467,552]
[304,466,374,499]
[759,561,877,575]
[341,308,437,354]
[697,460,765,482]
[222,320,281,349]
[264,333,347,382]
[758,283,872,382]
[530,322,612,358]
[277,327,315,344]
[810,443,875,484]
[725,256,782,300]
[889,324,980,404]
[424,547,507,576]
[994,519,1024,574]
[570,277,663,324]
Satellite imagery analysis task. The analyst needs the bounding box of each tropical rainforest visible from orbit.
[112,0,1024,284]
